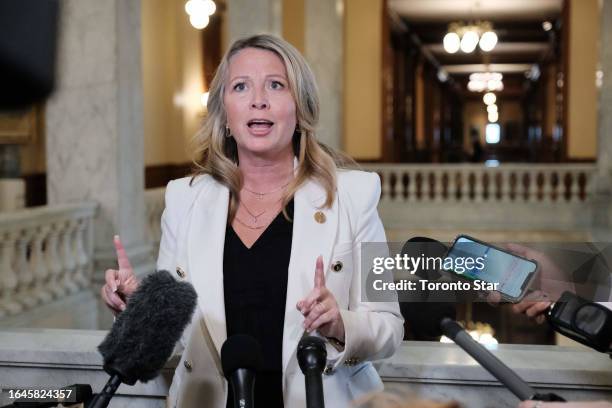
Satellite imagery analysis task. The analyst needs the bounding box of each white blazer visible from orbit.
[157,168,404,408]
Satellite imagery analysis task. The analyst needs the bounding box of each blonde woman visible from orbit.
[101,34,403,408]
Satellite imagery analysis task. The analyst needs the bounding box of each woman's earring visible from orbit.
[225,125,231,138]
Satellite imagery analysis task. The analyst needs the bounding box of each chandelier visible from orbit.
[467,72,503,92]
[184,0,217,29]
[443,21,498,54]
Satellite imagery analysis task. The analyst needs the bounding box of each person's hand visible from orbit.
[100,235,139,315]
[297,256,345,342]
[505,243,573,323]
[518,400,612,408]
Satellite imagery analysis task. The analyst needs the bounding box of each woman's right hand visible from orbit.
[100,235,140,315]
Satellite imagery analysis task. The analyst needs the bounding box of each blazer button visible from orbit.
[323,364,334,375]
[183,359,193,371]
[331,261,343,272]
[176,266,186,279]
[314,211,326,224]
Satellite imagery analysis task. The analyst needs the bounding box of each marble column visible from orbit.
[304,0,344,150]
[45,0,153,323]
[226,0,282,46]
[592,0,612,240]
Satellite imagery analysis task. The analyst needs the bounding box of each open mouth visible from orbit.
[247,119,274,128]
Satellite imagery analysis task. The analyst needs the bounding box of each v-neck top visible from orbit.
[223,199,294,408]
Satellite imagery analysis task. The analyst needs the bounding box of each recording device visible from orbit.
[297,336,327,408]
[0,384,92,408]
[0,0,59,109]
[89,270,198,408]
[445,235,538,302]
[221,335,263,408]
[547,291,612,355]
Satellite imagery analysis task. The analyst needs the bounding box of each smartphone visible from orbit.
[444,235,538,302]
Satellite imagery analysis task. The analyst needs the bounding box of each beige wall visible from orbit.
[343,0,383,160]
[142,0,205,166]
[282,0,305,53]
[566,0,599,159]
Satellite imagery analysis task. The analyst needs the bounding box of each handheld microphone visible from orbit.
[440,317,565,402]
[297,336,327,408]
[89,270,198,408]
[221,335,263,408]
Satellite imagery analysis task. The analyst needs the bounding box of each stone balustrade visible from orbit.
[360,163,598,231]
[362,163,596,204]
[144,188,165,256]
[0,203,97,319]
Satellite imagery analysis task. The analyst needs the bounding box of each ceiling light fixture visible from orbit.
[468,72,504,92]
[185,0,216,30]
[443,21,498,54]
[483,92,496,105]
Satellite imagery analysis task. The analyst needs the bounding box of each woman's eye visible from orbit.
[270,80,284,90]
[233,82,246,91]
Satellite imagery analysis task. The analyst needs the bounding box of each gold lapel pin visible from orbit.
[314,211,326,224]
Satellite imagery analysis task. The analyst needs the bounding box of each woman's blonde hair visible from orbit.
[189,34,355,221]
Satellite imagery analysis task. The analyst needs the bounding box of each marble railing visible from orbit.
[361,163,596,204]
[361,163,598,231]
[0,202,97,319]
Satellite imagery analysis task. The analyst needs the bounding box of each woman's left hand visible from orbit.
[297,256,345,342]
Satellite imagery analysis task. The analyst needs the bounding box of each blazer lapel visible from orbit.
[188,180,229,359]
[282,179,339,376]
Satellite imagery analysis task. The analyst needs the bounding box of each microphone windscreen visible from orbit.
[221,334,263,378]
[98,270,197,384]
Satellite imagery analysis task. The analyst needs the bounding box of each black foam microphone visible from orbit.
[89,270,198,408]
[297,336,327,408]
[221,335,263,408]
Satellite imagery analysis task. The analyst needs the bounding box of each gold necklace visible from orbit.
[240,200,266,223]
[242,181,291,200]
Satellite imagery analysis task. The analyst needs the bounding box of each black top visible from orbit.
[223,200,293,408]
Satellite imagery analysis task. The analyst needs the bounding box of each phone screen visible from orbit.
[445,236,538,300]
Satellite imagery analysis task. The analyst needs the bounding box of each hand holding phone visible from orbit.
[444,235,538,302]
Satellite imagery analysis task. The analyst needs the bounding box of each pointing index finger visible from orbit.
[114,235,132,270]
[315,255,325,288]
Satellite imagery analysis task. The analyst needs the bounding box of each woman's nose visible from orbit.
[250,89,269,109]
[251,100,268,109]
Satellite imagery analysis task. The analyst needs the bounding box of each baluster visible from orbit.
[14,228,38,309]
[460,170,471,203]
[45,222,66,298]
[0,230,23,316]
[541,170,553,204]
[74,218,91,288]
[30,225,53,304]
[407,169,417,202]
[499,169,510,202]
[528,171,539,202]
[421,172,431,201]
[433,170,444,202]
[569,172,580,203]
[447,170,457,202]
[60,220,79,293]
[473,170,484,203]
